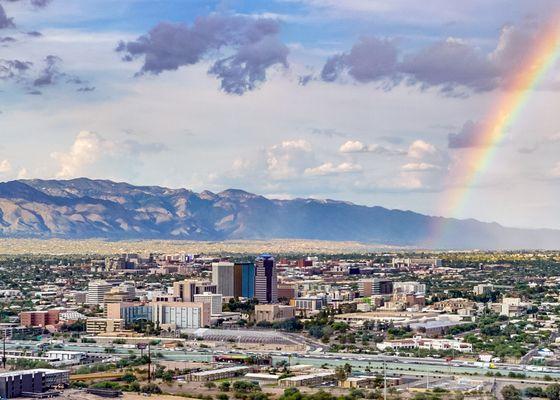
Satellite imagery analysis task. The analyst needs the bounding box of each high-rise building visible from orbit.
[233,262,255,298]
[173,280,217,302]
[255,255,277,304]
[212,262,234,297]
[86,280,112,305]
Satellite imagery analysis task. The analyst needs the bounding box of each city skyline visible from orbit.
[1,0,560,230]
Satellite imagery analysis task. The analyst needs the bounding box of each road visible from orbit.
[4,340,560,382]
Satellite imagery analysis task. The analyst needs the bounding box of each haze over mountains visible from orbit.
[0,178,556,249]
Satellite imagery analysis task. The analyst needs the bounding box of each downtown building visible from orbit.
[173,280,217,302]
[255,254,277,304]
[358,278,393,297]
[233,262,256,298]
[153,301,210,329]
[86,280,112,305]
[212,262,235,297]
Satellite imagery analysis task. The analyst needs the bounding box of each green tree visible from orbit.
[546,384,560,400]
[122,372,137,383]
[501,385,522,400]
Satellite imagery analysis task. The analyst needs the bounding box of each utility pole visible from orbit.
[2,332,6,369]
[147,342,152,383]
[383,361,387,400]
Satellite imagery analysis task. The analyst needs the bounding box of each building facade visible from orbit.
[255,255,277,304]
[212,262,235,297]
[152,301,210,329]
[86,280,112,305]
[193,292,223,316]
[234,262,255,298]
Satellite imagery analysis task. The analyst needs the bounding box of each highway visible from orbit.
[4,340,560,382]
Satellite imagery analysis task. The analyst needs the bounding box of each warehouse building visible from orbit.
[0,369,69,399]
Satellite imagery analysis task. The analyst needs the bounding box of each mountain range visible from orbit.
[0,178,557,249]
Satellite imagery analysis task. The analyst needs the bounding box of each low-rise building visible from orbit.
[431,298,476,313]
[473,284,494,296]
[0,369,69,399]
[188,366,249,382]
[19,310,60,328]
[491,297,530,317]
[86,317,124,334]
[377,336,473,353]
[255,304,295,323]
[279,372,336,387]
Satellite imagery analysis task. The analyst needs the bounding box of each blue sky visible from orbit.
[1,0,560,229]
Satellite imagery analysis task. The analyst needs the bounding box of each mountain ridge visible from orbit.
[0,178,556,249]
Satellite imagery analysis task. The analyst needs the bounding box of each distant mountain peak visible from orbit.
[0,178,556,249]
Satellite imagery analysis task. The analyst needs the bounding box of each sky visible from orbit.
[1,0,560,230]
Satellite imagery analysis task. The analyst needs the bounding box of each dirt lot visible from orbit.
[54,389,199,400]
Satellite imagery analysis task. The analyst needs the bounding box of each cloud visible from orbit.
[33,55,62,86]
[551,162,560,179]
[518,132,560,154]
[0,5,15,30]
[266,139,313,179]
[321,37,399,86]
[401,162,439,171]
[304,161,362,176]
[397,140,450,190]
[339,140,405,155]
[16,167,28,179]
[319,18,556,95]
[400,38,499,93]
[29,0,52,7]
[0,160,12,174]
[0,59,32,80]
[0,55,87,93]
[51,131,108,178]
[447,120,495,149]
[116,14,289,94]
[408,140,437,159]
[208,35,288,95]
[1,0,51,30]
[51,131,168,178]
[311,128,346,138]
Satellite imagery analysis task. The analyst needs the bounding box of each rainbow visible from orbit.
[430,13,560,247]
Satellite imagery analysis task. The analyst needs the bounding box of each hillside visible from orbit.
[0,178,556,249]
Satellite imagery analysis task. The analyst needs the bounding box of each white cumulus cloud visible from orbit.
[51,131,111,178]
[0,160,12,174]
[305,161,362,176]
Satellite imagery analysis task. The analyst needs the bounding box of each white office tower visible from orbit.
[212,262,234,297]
[86,280,112,305]
[193,292,223,316]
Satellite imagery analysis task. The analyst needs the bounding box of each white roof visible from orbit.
[191,366,249,376]
[0,369,68,378]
